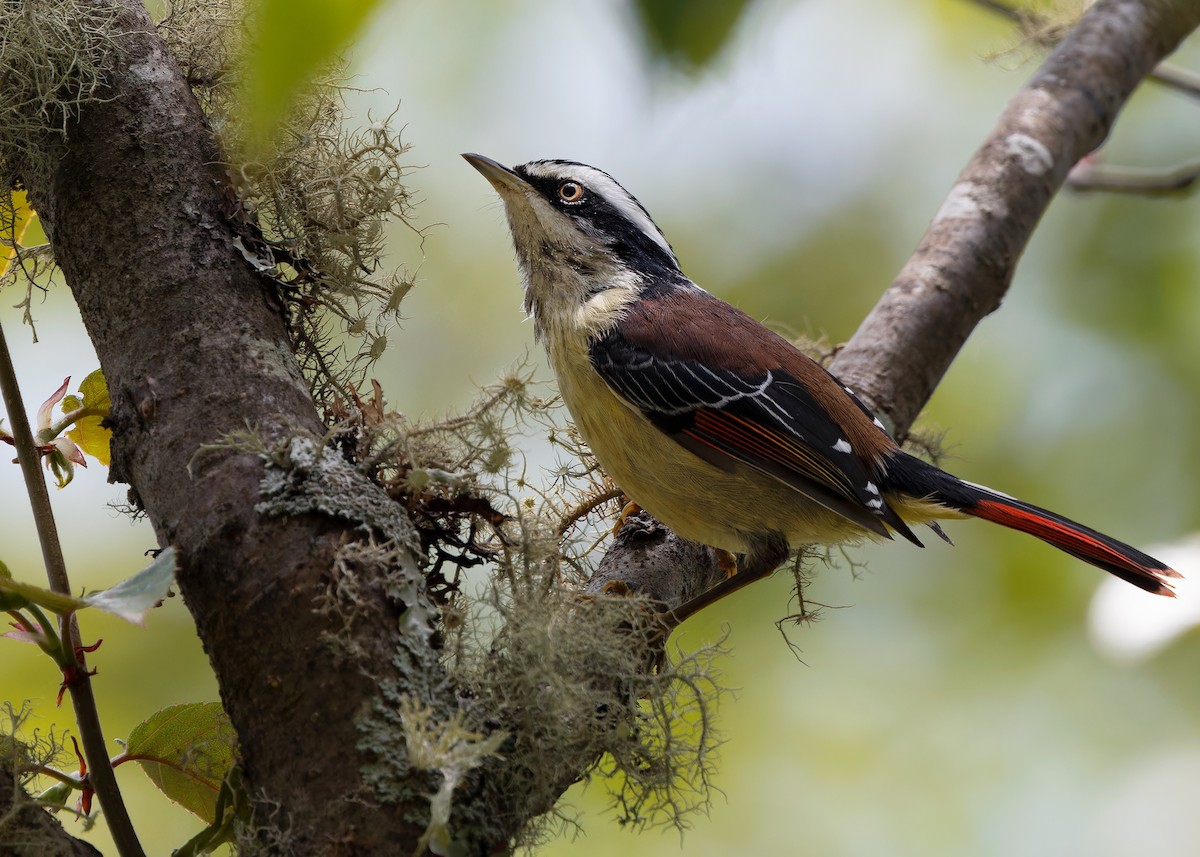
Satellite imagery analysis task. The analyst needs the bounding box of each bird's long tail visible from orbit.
[887,452,1181,596]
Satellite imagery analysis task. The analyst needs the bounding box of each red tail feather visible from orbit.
[968,497,1180,596]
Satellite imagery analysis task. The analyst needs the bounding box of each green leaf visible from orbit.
[172,771,246,857]
[62,369,111,466]
[0,548,175,622]
[240,0,389,147]
[35,781,74,810]
[632,0,753,70]
[125,702,236,824]
[82,547,176,626]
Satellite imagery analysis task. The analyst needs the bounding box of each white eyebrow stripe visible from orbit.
[521,161,678,264]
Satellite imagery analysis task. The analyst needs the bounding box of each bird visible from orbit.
[463,152,1180,620]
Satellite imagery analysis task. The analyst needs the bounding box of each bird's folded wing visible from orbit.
[589,331,920,544]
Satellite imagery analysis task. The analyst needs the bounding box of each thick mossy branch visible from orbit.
[166,4,698,847]
[322,373,730,847]
[394,699,508,857]
[3,0,715,851]
[436,437,726,844]
[448,567,727,846]
[146,2,730,840]
[248,433,442,647]
[256,435,421,549]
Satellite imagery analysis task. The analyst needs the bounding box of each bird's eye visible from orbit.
[558,181,585,203]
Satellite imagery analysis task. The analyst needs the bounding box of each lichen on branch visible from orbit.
[161,0,418,417]
[0,1,125,333]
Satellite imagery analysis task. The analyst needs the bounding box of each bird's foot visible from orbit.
[612,500,643,538]
[716,548,738,579]
[601,579,632,597]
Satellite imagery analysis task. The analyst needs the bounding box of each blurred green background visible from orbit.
[2,0,1199,854]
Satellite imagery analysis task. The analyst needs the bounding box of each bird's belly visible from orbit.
[555,354,868,553]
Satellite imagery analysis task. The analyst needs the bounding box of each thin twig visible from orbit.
[1068,158,1200,195]
[556,485,624,538]
[0,319,145,857]
[1150,62,1200,101]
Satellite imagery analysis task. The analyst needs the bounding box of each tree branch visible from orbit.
[1067,156,1200,195]
[968,0,1200,102]
[834,0,1200,432]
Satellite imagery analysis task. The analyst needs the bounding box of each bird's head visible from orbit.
[464,154,683,340]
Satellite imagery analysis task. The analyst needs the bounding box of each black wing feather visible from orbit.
[590,330,921,544]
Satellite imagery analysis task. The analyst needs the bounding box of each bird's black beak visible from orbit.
[462,153,532,195]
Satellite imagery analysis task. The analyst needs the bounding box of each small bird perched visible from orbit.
[463,153,1179,618]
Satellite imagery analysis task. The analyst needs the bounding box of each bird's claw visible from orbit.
[612,500,643,538]
[716,548,738,579]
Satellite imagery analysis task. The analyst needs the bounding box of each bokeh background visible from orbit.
[3,0,1199,854]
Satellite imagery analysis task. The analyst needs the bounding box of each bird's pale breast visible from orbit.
[548,337,873,553]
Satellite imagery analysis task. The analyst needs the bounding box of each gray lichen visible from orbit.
[0,1,120,178]
[160,0,417,418]
[0,0,124,333]
[0,703,82,856]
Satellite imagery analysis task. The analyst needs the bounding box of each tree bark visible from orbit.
[10,0,1200,854]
